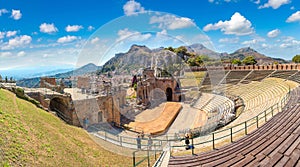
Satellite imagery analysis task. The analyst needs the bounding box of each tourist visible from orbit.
[148,136,153,150]
[185,133,190,150]
[83,117,87,129]
[86,117,89,130]
[141,131,144,139]
[136,135,141,149]
[83,117,89,130]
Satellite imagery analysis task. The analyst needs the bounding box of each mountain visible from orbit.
[224,47,287,65]
[185,43,226,58]
[16,63,101,88]
[101,44,178,74]
[53,63,101,78]
[101,44,289,75]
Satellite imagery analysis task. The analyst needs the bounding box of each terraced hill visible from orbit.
[0,89,131,166]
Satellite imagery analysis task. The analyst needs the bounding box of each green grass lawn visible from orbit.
[0,89,133,166]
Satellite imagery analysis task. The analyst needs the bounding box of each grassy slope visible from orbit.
[0,89,132,166]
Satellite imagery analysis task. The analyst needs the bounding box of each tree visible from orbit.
[5,76,8,83]
[187,57,196,66]
[292,55,300,63]
[165,46,175,52]
[175,46,187,54]
[232,59,242,65]
[187,56,203,66]
[242,56,257,65]
[0,75,2,82]
[195,56,204,65]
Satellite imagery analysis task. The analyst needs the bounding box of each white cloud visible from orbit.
[11,9,22,20]
[279,37,300,48]
[219,37,239,43]
[242,36,265,45]
[150,14,195,30]
[242,39,259,45]
[88,26,95,31]
[286,11,300,23]
[0,32,5,39]
[6,31,17,38]
[203,12,254,36]
[290,6,295,10]
[17,51,26,57]
[253,0,260,4]
[156,29,167,37]
[259,0,290,9]
[123,0,145,16]
[3,35,32,49]
[57,35,78,43]
[267,29,280,38]
[261,43,268,48]
[39,23,58,34]
[0,9,8,16]
[208,0,214,2]
[282,36,295,42]
[117,28,151,42]
[65,25,83,32]
[90,37,100,44]
[0,52,12,57]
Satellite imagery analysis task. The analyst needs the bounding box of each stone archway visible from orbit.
[49,97,72,124]
[166,87,173,101]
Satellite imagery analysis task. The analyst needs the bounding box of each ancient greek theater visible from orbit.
[3,63,299,166]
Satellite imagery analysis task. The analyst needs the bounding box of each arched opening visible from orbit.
[166,87,173,101]
[49,97,72,124]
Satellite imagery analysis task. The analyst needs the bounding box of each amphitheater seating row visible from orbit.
[169,86,300,166]
[200,70,299,93]
[288,71,300,84]
[269,70,298,80]
[241,70,274,83]
[221,71,251,85]
[221,78,297,126]
[192,93,235,130]
[200,71,229,87]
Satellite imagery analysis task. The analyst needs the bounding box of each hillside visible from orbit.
[0,88,131,166]
[17,63,101,88]
[224,47,287,64]
[53,63,101,78]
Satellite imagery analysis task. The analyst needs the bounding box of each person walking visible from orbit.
[136,135,141,149]
[85,117,89,130]
[185,133,190,150]
[83,117,87,129]
[148,136,153,150]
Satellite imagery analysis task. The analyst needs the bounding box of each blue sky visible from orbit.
[1,0,300,71]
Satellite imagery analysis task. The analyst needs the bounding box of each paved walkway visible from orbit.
[167,103,199,134]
